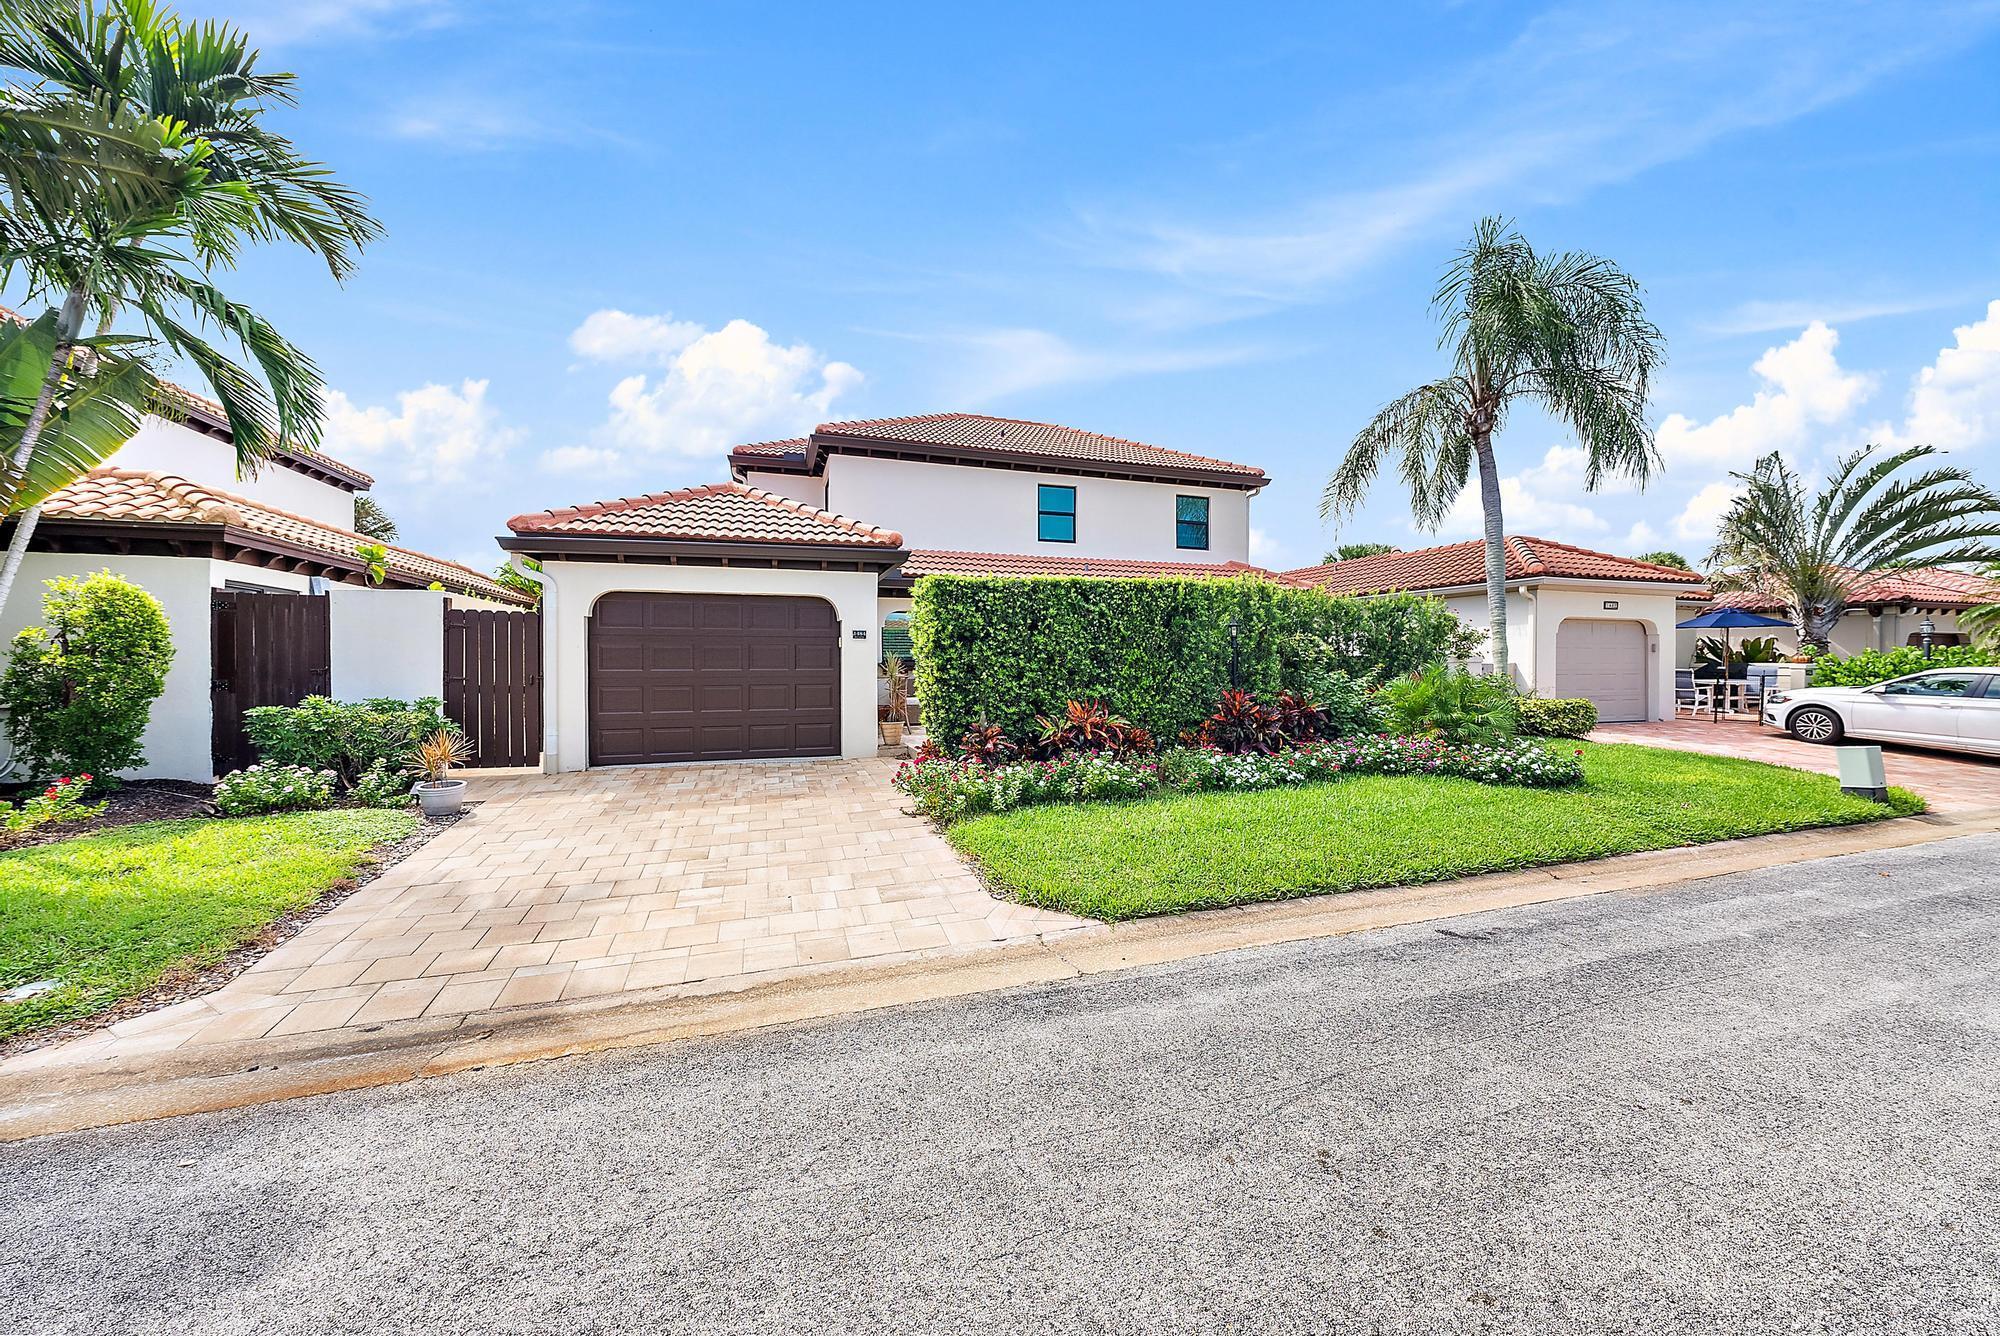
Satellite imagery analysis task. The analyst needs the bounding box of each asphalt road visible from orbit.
[4,833,1999,1335]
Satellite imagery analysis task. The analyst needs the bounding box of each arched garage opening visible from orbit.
[1551,618,1650,723]
[587,591,841,765]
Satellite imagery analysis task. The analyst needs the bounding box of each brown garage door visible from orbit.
[588,593,841,765]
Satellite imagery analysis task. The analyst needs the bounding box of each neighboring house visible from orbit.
[1279,538,1706,723]
[0,400,529,783]
[1675,568,2000,663]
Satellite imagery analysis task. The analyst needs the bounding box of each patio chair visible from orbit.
[1674,669,1704,717]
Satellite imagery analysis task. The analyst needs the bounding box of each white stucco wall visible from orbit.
[329,588,446,703]
[0,553,217,782]
[109,417,358,528]
[778,455,1254,562]
[534,560,883,772]
[1424,582,1678,719]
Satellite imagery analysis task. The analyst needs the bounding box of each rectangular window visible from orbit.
[1037,484,1076,543]
[1176,494,1210,550]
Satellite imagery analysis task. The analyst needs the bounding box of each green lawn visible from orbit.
[0,809,418,1040]
[947,742,1924,921]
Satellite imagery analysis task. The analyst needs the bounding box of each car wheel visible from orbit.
[1788,706,1843,745]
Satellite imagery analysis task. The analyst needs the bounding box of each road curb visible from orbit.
[4,809,1995,1141]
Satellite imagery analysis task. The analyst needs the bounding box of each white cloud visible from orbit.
[1437,444,1618,539]
[1702,293,1966,336]
[574,317,861,462]
[1248,527,1288,568]
[1073,2,2000,298]
[1885,298,2000,453]
[1674,478,1742,543]
[1624,520,1659,549]
[1655,322,1874,467]
[321,379,518,486]
[570,310,705,365]
[213,0,451,44]
[539,445,626,474]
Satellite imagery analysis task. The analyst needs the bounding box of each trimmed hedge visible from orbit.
[1808,645,1994,687]
[909,575,1464,745]
[1516,697,1598,738]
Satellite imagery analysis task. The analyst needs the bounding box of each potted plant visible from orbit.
[880,657,912,746]
[411,727,475,817]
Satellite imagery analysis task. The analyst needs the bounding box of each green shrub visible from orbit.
[350,760,416,808]
[213,763,338,816]
[1808,645,1993,686]
[0,571,174,784]
[243,695,450,787]
[1380,665,1516,744]
[1516,697,1599,738]
[909,575,1463,745]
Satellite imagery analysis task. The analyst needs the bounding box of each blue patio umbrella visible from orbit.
[1676,607,1794,719]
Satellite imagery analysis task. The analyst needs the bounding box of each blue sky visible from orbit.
[126,1,2000,570]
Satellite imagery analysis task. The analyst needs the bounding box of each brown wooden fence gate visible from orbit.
[210,591,331,776]
[443,607,543,768]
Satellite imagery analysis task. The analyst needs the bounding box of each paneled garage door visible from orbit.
[588,593,841,765]
[1551,618,1649,723]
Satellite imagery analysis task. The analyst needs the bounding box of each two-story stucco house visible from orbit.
[501,413,1270,770]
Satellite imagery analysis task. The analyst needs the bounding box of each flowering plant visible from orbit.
[350,760,417,808]
[213,763,338,816]
[895,735,1584,822]
[0,774,107,843]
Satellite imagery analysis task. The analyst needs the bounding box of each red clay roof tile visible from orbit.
[1281,536,1706,595]
[506,481,904,548]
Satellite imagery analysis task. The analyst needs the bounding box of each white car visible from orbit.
[1763,668,2000,758]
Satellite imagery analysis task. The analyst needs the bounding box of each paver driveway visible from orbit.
[5,759,1085,1072]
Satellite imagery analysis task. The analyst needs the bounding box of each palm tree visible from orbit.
[1706,445,2000,650]
[1634,548,1694,571]
[0,0,377,613]
[352,494,398,541]
[1323,216,1663,674]
[1962,564,2000,653]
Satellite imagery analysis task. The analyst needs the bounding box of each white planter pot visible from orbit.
[414,779,467,818]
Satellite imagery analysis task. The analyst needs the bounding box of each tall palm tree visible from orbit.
[0,0,377,613]
[1706,445,2000,649]
[1323,216,1663,674]
[1962,563,2000,653]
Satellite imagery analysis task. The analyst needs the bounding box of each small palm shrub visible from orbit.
[1381,665,1516,744]
[1515,697,1598,739]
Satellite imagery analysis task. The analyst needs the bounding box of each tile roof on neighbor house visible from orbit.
[1686,567,2000,612]
[37,467,529,605]
[0,303,375,491]
[729,413,1268,486]
[1281,536,1707,596]
[505,481,905,549]
[890,550,1271,582]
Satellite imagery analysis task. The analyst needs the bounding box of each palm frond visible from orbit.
[1322,378,1470,525]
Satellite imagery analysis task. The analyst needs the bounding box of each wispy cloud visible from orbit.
[1067,1,2000,300]
[1702,292,1973,336]
[384,90,641,153]
[213,0,454,46]
[872,327,1265,405]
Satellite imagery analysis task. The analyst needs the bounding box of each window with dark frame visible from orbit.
[1175,494,1210,550]
[1037,484,1076,543]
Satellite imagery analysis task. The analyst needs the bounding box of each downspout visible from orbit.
[509,553,558,774]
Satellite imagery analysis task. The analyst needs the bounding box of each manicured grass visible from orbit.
[0,809,418,1040]
[947,742,1924,921]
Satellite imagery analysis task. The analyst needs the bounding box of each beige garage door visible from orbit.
[1552,619,1649,723]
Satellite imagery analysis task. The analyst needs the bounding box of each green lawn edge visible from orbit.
[0,808,420,1040]
[945,742,1925,922]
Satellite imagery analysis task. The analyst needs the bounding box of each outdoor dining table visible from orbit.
[1691,679,1756,717]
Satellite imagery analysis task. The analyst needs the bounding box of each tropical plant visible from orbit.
[354,541,389,585]
[1032,699,1154,758]
[1961,562,2000,654]
[957,722,1020,766]
[1705,445,2000,650]
[880,654,912,723]
[0,0,377,614]
[351,494,397,541]
[1186,689,1286,755]
[1692,635,1781,670]
[492,554,542,606]
[413,726,474,784]
[1321,542,1399,563]
[1634,549,1694,571]
[1379,665,1516,745]
[1323,216,1663,676]
[0,569,172,782]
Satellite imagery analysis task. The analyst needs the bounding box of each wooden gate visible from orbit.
[210,591,331,776]
[443,607,543,768]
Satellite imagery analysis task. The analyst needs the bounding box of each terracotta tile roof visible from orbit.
[728,413,1267,484]
[895,550,1271,581]
[0,303,375,490]
[506,481,905,548]
[1281,536,1707,595]
[39,467,530,605]
[1697,567,2000,613]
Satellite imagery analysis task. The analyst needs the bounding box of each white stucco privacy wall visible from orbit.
[108,418,358,529]
[808,455,1253,563]
[533,560,884,772]
[0,552,217,782]
[328,588,447,703]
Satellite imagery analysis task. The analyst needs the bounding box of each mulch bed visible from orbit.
[1,779,217,850]
[0,812,459,1061]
